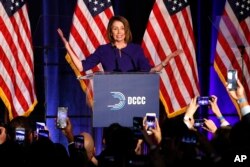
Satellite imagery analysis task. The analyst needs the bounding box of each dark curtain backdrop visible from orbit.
[0,0,240,154]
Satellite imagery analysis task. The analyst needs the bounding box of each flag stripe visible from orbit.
[142,0,199,117]
[144,19,187,108]
[0,42,28,113]
[0,2,37,119]
[168,8,199,98]
[143,8,188,110]
[0,16,34,108]
[10,11,34,102]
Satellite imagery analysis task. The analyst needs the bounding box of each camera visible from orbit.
[132,117,143,139]
[181,130,198,144]
[146,113,156,135]
[15,127,25,145]
[197,96,212,105]
[36,122,45,135]
[194,119,204,128]
[181,135,197,144]
[74,135,84,150]
[38,129,49,139]
[227,69,238,91]
[56,107,68,129]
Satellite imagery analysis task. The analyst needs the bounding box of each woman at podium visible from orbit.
[57,15,182,73]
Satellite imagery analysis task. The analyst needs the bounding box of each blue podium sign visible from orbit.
[92,72,160,127]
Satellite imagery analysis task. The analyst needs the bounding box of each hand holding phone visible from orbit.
[146,113,156,135]
[197,96,212,105]
[227,69,238,91]
[57,107,68,129]
[38,129,50,139]
[74,135,84,151]
[194,119,205,128]
[15,127,25,145]
[36,122,45,134]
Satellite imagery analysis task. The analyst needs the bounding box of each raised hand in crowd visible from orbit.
[59,117,98,167]
[202,118,218,134]
[226,79,250,118]
[209,95,230,127]
[60,117,74,143]
[183,96,199,129]
[142,116,162,148]
[226,79,246,101]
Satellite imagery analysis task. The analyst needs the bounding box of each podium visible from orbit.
[92,72,160,127]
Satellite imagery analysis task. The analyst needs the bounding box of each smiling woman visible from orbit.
[57,15,181,73]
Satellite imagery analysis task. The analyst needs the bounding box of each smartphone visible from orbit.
[197,96,212,105]
[74,135,84,150]
[38,129,49,139]
[56,107,68,129]
[133,117,143,130]
[227,69,238,91]
[146,113,156,135]
[181,134,197,144]
[194,119,204,128]
[133,117,143,139]
[15,127,25,145]
[36,122,46,135]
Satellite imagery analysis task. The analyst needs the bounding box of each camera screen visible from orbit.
[181,135,197,144]
[38,129,49,138]
[146,115,156,129]
[132,117,143,139]
[194,119,204,128]
[227,70,237,91]
[15,128,25,144]
[133,117,143,130]
[36,122,45,134]
[197,96,211,105]
[74,135,84,150]
[57,107,68,129]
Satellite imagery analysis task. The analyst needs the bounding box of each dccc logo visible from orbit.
[107,92,146,110]
[107,92,126,110]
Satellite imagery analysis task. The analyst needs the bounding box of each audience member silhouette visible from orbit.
[27,137,70,166]
[222,79,250,166]
[0,121,26,166]
[98,123,138,167]
[60,117,98,167]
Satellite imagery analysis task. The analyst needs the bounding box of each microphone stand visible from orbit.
[112,44,137,72]
[238,45,245,86]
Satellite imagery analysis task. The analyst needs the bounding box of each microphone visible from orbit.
[111,44,138,72]
[238,45,245,55]
[118,47,138,72]
[112,44,121,72]
[114,57,121,72]
[126,53,137,72]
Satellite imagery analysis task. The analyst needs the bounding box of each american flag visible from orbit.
[214,0,250,110]
[65,0,114,107]
[142,0,200,118]
[0,0,37,119]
